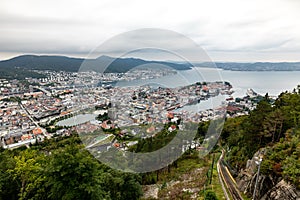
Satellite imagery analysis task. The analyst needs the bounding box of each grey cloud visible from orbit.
[1,0,300,62]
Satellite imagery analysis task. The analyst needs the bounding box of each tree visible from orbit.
[204,190,218,200]
[261,109,284,143]
[8,149,46,200]
[44,144,110,200]
[0,135,143,200]
[0,150,19,200]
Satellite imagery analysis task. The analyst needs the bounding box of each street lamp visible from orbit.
[253,157,263,200]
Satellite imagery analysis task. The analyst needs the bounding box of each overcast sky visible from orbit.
[1,0,300,62]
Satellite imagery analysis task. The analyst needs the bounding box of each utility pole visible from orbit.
[253,157,262,200]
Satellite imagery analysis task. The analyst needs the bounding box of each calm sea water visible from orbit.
[117,67,300,98]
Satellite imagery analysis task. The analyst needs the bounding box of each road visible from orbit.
[19,101,50,138]
[19,102,39,127]
[217,149,244,200]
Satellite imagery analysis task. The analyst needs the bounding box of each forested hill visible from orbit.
[0,55,83,72]
[0,55,192,79]
[220,89,300,190]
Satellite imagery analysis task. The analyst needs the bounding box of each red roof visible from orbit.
[33,128,43,135]
[170,125,176,129]
[227,105,242,112]
[167,112,174,119]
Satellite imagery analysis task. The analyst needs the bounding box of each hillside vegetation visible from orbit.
[0,135,142,200]
[221,89,300,189]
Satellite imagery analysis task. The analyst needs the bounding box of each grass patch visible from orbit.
[155,151,210,199]
[157,151,209,183]
[209,152,227,199]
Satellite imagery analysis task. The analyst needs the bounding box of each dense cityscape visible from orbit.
[0,69,263,150]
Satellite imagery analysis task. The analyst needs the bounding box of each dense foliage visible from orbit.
[0,135,142,200]
[260,131,300,188]
[129,125,178,153]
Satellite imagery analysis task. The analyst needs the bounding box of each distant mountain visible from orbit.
[0,55,83,72]
[195,62,300,71]
[2,54,300,80]
[0,55,83,79]
[89,55,193,73]
[0,55,192,79]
